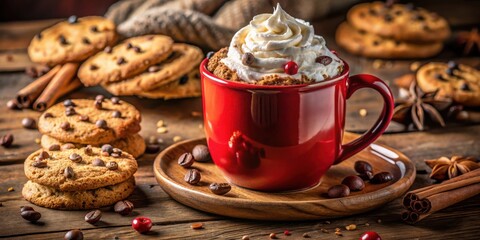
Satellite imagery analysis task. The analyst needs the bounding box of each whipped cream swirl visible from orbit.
[221,4,343,83]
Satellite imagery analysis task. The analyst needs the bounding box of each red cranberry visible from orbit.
[132,217,153,234]
[360,231,382,240]
[284,61,298,75]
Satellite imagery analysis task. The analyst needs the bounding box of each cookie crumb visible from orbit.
[191,111,202,117]
[157,127,168,134]
[410,61,421,71]
[359,109,368,117]
[173,136,182,142]
[7,187,14,192]
[35,138,41,144]
[345,224,356,231]
[373,59,385,69]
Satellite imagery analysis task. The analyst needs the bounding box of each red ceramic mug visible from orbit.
[200,58,394,191]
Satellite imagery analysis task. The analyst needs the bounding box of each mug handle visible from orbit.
[335,74,394,164]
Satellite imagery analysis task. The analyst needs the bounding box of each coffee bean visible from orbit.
[32,160,47,168]
[133,46,142,53]
[63,99,75,107]
[48,144,61,151]
[96,119,108,129]
[38,151,50,160]
[82,37,91,45]
[101,144,113,154]
[61,122,71,131]
[94,100,102,109]
[85,210,102,224]
[106,161,118,170]
[90,64,98,71]
[327,184,350,198]
[104,46,112,53]
[22,117,36,129]
[95,95,105,102]
[1,134,14,147]
[112,111,122,118]
[145,144,160,153]
[192,144,211,162]
[21,210,41,222]
[371,172,393,184]
[64,166,74,178]
[358,171,374,181]
[20,206,34,212]
[117,57,126,65]
[341,175,365,191]
[59,35,69,45]
[184,169,201,185]
[209,183,231,195]
[148,66,161,73]
[178,153,195,168]
[69,153,82,163]
[316,56,333,66]
[44,112,54,118]
[111,97,120,104]
[64,229,83,240]
[6,99,21,110]
[179,75,189,85]
[206,51,215,59]
[354,160,373,174]
[242,52,255,66]
[92,158,105,166]
[61,143,75,150]
[67,15,78,24]
[78,115,89,122]
[114,200,134,215]
[90,25,98,33]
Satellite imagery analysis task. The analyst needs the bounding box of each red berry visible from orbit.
[284,61,298,75]
[132,217,153,234]
[284,230,291,236]
[360,231,382,240]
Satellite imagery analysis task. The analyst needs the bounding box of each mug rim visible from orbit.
[200,58,350,91]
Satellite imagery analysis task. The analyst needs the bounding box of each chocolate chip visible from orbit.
[36,33,42,40]
[21,210,41,222]
[179,75,189,85]
[371,172,393,184]
[85,210,102,224]
[448,61,459,70]
[184,169,201,185]
[59,35,69,45]
[460,83,471,91]
[22,117,36,129]
[242,52,255,66]
[32,160,47,168]
[423,25,431,31]
[92,158,105,166]
[133,46,142,53]
[112,111,121,118]
[209,183,231,195]
[192,144,211,162]
[67,15,78,24]
[327,184,350,198]
[1,134,14,148]
[206,51,215,59]
[372,40,380,46]
[412,14,425,21]
[111,97,120,104]
[178,153,195,168]
[368,8,377,15]
[111,148,122,158]
[48,144,60,151]
[20,206,34,212]
[358,171,374,181]
[445,68,455,76]
[61,122,71,131]
[148,65,161,73]
[38,151,50,160]
[90,64,98,71]
[95,95,105,102]
[145,144,160,153]
[96,119,107,129]
[316,56,333,66]
[94,99,102,109]
[384,14,394,22]
[44,112,53,118]
[69,153,82,163]
[101,144,114,154]
[78,115,89,122]
[394,10,403,15]
[90,25,98,33]
[6,99,21,110]
[106,161,118,170]
[341,175,365,191]
[114,200,134,215]
[104,46,112,53]
[64,230,83,240]
[84,145,93,155]
[434,73,447,81]
[64,166,74,178]
[82,37,91,45]
[65,106,76,116]
[63,99,75,107]
[354,160,373,173]
[126,43,133,49]
[61,143,75,150]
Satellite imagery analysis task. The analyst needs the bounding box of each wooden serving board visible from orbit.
[154,132,415,220]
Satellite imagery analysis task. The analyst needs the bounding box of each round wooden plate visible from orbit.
[153,132,415,220]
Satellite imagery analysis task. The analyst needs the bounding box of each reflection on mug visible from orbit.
[228,131,265,169]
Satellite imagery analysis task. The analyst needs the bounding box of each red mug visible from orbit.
[200,58,394,191]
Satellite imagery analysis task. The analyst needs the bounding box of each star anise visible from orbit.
[425,156,480,181]
[456,28,480,56]
[392,81,451,130]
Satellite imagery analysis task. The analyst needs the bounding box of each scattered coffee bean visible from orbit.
[242,235,250,240]
[82,37,91,45]
[269,233,277,239]
[341,175,365,191]
[85,210,102,224]
[38,151,50,160]
[65,106,76,116]
[111,97,120,104]
[371,172,393,184]
[190,222,203,230]
[21,209,41,222]
[67,15,78,24]
[90,25,98,33]
[145,144,160,153]
[179,75,189,85]
[32,160,47,168]
[44,112,54,118]
[94,100,102,109]
[96,119,108,129]
[64,229,83,240]
[209,183,231,195]
[192,144,211,162]
[84,145,93,155]
[241,52,255,66]
[117,57,126,65]
[61,143,75,150]
[20,206,34,212]
[112,111,121,118]
[327,184,350,198]
[6,99,21,110]
[316,56,333,65]
[114,200,134,215]
[61,122,71,131]
[78,115,89,122]
[106,161,118,170]
[206,51,215,59]
[101,144,113,154]
[92,158,105,166]
[22,117,36,129]
[184,169,201,185]
[1,134,14,147]
[358,171,374,181]
[104,46,112,53]
[178,152,195,168]
[95,94,105,102]
[89,64,98,71]
[64,166,74,178]
[59,35,69,45]
[148,65,161,72]
[354,160,373,174]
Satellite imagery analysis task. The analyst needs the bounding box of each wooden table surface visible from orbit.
[1,2,479,239]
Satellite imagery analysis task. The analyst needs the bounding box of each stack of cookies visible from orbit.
[38,97,145,158]
[22,147,137,209]
[336,1,451,59]
[78,35,204,100]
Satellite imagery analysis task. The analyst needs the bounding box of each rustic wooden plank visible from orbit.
[0,19,61,51]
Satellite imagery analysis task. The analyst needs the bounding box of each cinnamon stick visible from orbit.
[33,63,79,112]
[16,65,61,108]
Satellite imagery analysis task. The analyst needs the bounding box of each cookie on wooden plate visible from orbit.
[347,1,450,43]
[335,22,443,59]
[22,177,135,210]
[417,62,480,106]
[38,98,141,145]
[28,16,117,65]
[137,70,202,99]
[78,35,174,86]
[40,134,146,158]
[24,147,138,191]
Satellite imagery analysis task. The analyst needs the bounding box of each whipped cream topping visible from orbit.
[221,4,343,83]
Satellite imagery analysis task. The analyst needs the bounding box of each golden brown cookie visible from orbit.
[24,147,137,191]
[335,22,443,59]
[22,177,135,210]
[347,1,450,43]
[417,62,480,106]
[41,134,145,158]
[38,98,141,145]
[28,16,117,65]
[78,35,174,86]
[137,70,202,99]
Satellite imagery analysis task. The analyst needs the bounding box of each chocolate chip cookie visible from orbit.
[347,2,450,43]
[335,22,443,59]
[40,133,146,158]
[417,62,480,106]
[22,177,135,210]
[24,147,138,191]
[38,98,141,145]
[28,16,117,65]
[78,35,174,86]
[136,69,202,99]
